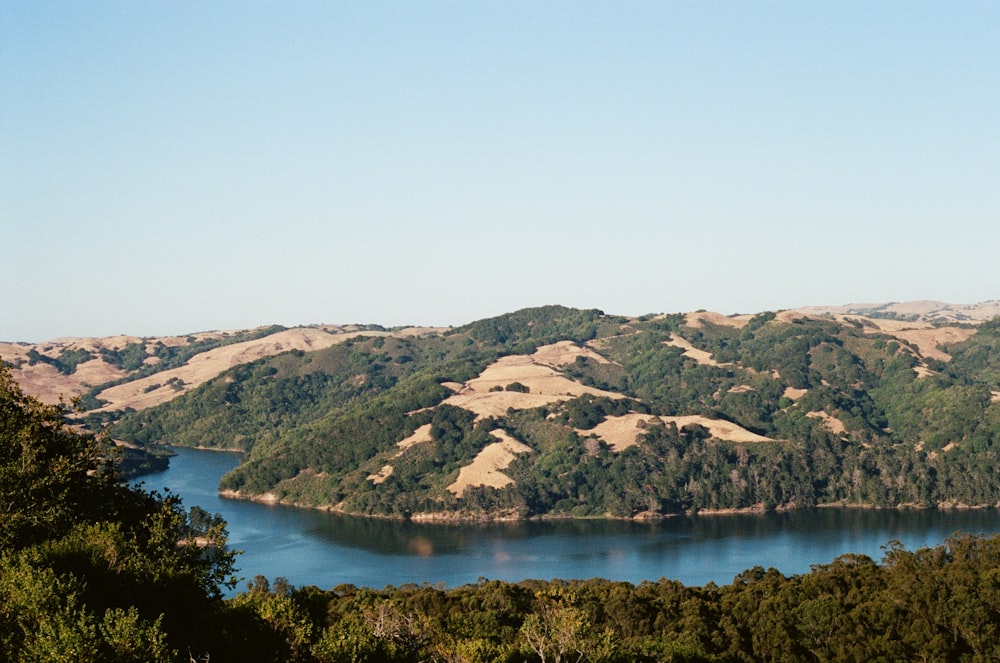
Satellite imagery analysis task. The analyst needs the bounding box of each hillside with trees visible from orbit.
[61,304,1000,520]
[8,361,1000,661]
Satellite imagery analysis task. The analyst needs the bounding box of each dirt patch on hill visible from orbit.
[442,343,624,419]
[783,387,808,401]
[367,465,394,485]
[396,424,433,454]
[531,340,613,367]
[447,429,532,496]
[685,311,751,328]
[582,413,657,451]
[806,410,847,435]
[580,413,774,451]
[662,415,773,443]
[664,334,728,367]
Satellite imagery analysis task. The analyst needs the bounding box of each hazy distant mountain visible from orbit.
[3,301,999,520]
[790,300,1000,323]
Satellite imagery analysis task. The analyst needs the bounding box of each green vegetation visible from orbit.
[105,307,1000,519]
[231,535,1000,662]
[11,355,1000,661]
[76,325,301,421]
[0,363,239,661]
[25,347,95,375]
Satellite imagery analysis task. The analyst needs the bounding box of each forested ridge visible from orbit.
[8,335,1000,660]
[99,306,1000,520]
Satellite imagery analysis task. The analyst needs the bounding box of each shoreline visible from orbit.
[214,488,1000,524]
[147,446,1000,523]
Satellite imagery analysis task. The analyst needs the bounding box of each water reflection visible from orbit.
[139,447,1000,594]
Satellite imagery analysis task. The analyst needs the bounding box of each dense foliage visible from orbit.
[107,307,1000,519]
[10,350,1000,661]
[153,532,1000,662]
[0,365,240,661]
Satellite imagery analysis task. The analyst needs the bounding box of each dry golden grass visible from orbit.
[4,326,445,410]
[0,339,134,404]
[806,410,847,435]
[583,413,657,451]
[664,333,727,367]
[791,300,1000,323]
[530,339,613,366]
[95,328,366,412]
[581,413,774,451]
[776,309,977,374]
[396,423,433,454]
[662,415,773,443]
[870,326,976,363]
[684,311,751,328]
[447,429,532,496]
[442,342,624,419]
[783,387,808,401]
[367,465,394,485]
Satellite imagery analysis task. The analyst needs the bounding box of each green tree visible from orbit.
[0,363,237,661]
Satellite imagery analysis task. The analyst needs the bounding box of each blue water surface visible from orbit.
[136,447,1000,595]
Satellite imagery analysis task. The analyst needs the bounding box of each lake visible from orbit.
[138,446,1000,595]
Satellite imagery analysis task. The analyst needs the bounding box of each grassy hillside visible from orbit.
[102,306,1000,519]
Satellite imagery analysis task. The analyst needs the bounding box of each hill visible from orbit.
[4,301,1000,520]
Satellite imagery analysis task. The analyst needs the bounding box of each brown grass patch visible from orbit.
[685,311,751,328]
[447,430,532,496]
[396,424,433,454]
[873,326,976,363]
[442,343,623,419]
[662,415,773,443]
[0,340,132,404]
[581,413,774,451]
[664,334,727,367]
[367,465,394,485]
[783,387,808,401]
[530,340,613,367]
[95,328,353,412]
[6,326,446,411]
[583,413,657,451]
[806,410,847,435]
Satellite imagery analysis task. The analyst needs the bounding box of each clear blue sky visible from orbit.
[3,2,998,341]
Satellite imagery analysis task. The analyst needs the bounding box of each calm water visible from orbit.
[137,447,1000,595]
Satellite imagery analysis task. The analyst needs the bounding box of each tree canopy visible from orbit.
[0,364,238,661]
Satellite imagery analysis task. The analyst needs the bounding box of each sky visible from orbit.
[2,2,999,342]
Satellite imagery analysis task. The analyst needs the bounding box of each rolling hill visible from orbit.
[4,301,1000,520]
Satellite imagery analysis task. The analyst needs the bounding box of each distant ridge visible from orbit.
[790,300,1000,323]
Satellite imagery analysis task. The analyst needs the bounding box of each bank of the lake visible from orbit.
[136,447,1000,596]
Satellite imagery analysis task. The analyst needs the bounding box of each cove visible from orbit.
[138,447,1000,595]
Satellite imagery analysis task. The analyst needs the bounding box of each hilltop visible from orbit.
[3,301,1000,520]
